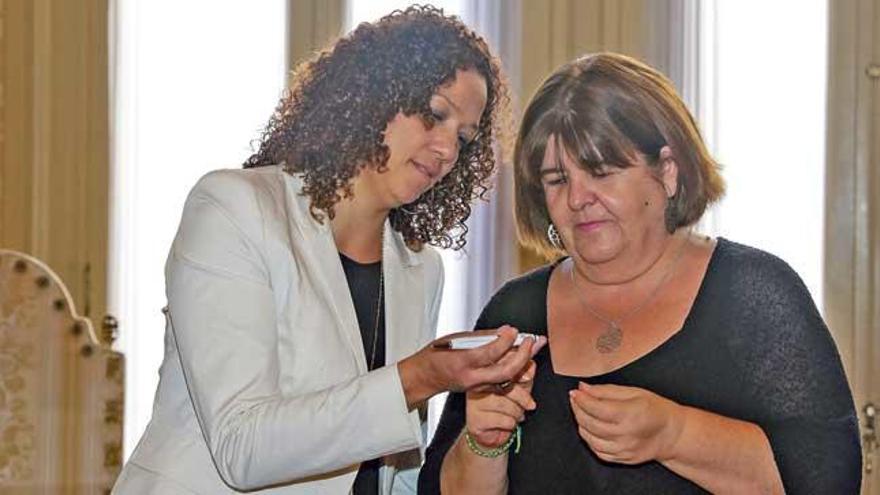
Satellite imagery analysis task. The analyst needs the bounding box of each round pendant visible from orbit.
[595,322,623,354]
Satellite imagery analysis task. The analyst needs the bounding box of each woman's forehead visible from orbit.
[540,137,571,168]
[435,69,488,126]
[538,131,638,171]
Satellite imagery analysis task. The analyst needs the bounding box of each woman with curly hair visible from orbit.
[113,6,543,495]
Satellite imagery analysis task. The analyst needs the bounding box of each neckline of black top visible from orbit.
[339,251,382,268]
[544,237,726,381]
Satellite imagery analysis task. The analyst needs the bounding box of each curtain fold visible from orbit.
[288,0,345,77]
[1,0,110,321]
[457,0,522,329]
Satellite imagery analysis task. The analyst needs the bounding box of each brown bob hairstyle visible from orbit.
[244,5,508,251]
[514,52,725,259]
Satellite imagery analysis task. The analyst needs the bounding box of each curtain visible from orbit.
[288,0,345,75]
[825,1,879,488]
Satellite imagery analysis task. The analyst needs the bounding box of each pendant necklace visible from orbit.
[569,237,689,354]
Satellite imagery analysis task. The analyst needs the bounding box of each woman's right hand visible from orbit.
[398,326,545,409]
[436,336,545,494]
[465,360,538,448]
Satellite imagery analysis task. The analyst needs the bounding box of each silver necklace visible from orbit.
[568,237,688,354]
[368,268,384,369]
[369,229,385,370]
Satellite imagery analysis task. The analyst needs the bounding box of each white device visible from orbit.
[437,333,539,350]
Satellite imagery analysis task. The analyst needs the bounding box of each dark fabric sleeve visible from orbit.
[418,389,467,494]
[418,268,551,494]
[723,248,862,494]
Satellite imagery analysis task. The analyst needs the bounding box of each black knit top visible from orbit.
[419,238,861,494]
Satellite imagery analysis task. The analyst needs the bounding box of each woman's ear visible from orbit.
[659,146,678,198]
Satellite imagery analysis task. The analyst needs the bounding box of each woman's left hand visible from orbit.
[569,382,685,465]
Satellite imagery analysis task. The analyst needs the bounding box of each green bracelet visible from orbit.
[464,425,521,458]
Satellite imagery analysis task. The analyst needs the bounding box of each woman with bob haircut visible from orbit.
[420,52,861,494]
[113,6,544,495]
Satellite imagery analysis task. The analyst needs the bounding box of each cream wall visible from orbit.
[0,0,110,323]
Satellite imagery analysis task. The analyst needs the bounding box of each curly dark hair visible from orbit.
[244,5,509,250]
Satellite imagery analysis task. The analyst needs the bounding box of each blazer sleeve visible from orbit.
[165,171,421,491]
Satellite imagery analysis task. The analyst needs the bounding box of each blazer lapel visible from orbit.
[281,168,426,372]
[281,171,367,373]
[383,222,425,363]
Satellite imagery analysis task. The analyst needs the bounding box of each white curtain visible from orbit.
[693,0,827,306]
[453,0,522,330]
[109,0,288,458]
[643,0,720,235]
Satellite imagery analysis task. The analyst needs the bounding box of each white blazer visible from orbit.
[113,166,443,494]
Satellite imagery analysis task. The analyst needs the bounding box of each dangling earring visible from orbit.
[547,223,563,250]
[664,183,683,233]
[664,197,676,233]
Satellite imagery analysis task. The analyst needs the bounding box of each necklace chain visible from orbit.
[369,230,385,370]
[369,268,384,369]
[568,236,689,353]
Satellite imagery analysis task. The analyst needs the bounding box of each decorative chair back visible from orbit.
[0,250,124,494]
